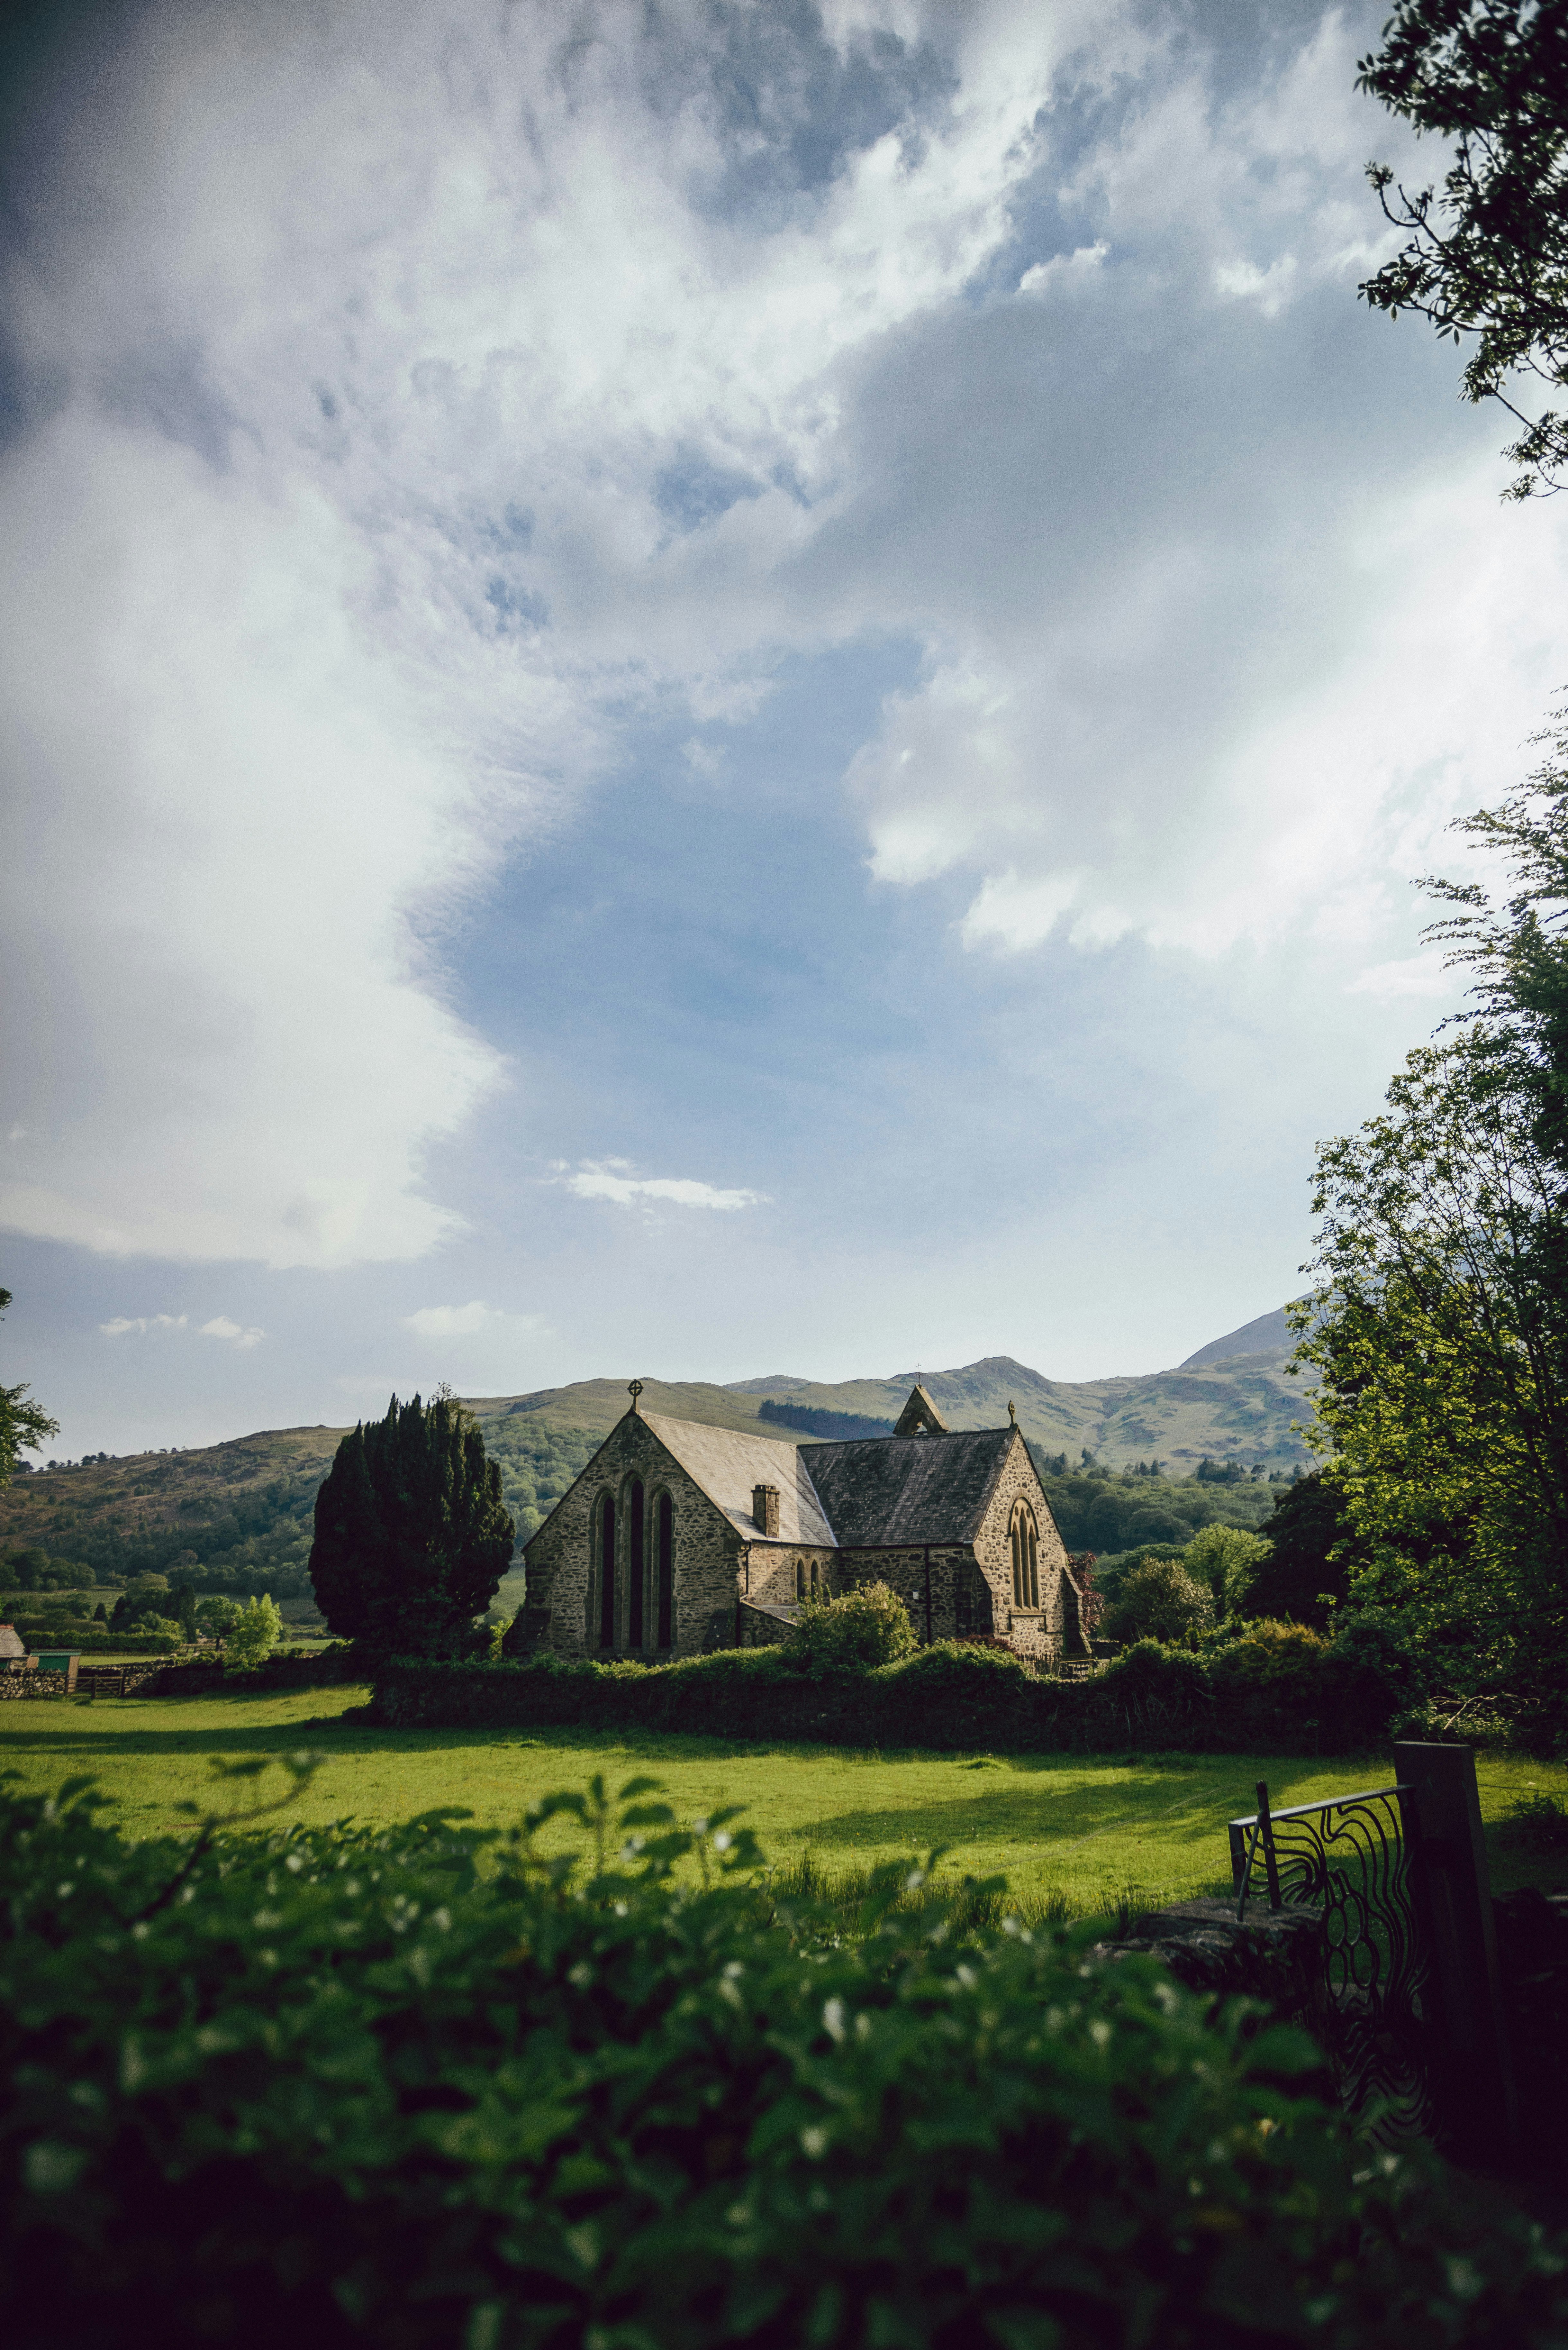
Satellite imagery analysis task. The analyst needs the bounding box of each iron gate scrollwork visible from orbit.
[1228,1783,1435,2141]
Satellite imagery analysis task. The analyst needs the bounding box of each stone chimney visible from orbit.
[751,1483,780,1537]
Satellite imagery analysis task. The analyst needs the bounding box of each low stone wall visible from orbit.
[737,1599,797,1648]
[1096,1896,1331,2035]
[0,1671,68,1700]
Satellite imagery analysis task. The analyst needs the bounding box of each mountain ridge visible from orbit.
[0,1309,1310,1597]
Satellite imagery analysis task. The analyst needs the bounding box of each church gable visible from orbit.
[640,1411,837,1548]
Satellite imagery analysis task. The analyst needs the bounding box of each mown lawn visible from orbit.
[3,1682,1564,1914]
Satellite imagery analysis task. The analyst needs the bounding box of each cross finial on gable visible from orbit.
[893,1383,949,1438]
[1008,1400,1017,1427]
[628,1380,644,1414]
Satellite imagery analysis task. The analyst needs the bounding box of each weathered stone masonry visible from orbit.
[521,1387,1086,1666]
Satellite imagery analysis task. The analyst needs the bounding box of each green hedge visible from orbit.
[4,1768,1565,2348]
[372,1630,1415,1753]
[5,1628,183,1655]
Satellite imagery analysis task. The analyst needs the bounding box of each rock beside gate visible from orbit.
[1095,1896,1328,2026]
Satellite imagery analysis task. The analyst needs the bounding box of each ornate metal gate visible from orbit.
[1228,1781,1435,2141]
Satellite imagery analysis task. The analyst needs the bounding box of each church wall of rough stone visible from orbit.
[973,1430,1080,1660]
[744,1545,838,1610]
[523,1415,745,1662]
[524,1399,1088,1667]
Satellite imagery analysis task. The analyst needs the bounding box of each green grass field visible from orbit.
[5,1681,1567,1916]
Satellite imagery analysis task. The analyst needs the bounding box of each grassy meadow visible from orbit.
[5,1681,1567,1916]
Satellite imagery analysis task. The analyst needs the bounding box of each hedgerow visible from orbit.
[373,1625,1417,1752]
[4,1765,1566,2348]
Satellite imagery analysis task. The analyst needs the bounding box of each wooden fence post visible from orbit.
[1394,1740,1517,2163]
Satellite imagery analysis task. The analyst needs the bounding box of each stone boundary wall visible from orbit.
[0,1671,69,1700]
[1096,1897,1329,2028]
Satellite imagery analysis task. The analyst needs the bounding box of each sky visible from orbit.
[3,0,1565,1458]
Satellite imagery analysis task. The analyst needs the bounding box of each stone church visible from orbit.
[517,1381,1088,1663]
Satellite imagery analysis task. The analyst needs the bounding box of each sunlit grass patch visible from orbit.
[4,1682,1567,1912]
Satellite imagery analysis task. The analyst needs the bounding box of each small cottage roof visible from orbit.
[641,1411,838,1548]
[801,1426,1015,1548]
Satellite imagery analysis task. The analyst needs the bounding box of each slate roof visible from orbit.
[641,1411,838,1548]
[802,1428,1014,1548]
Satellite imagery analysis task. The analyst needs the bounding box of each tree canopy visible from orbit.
[309,1391,515,1657]
[1358,0,1568,496]
[0,1289,58,1487]
[1297,723,1568,1676]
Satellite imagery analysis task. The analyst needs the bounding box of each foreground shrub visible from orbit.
[4,1769,1567,2349]
[784,1579,917,1672]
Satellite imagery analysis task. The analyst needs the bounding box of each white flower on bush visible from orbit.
[225,1594,284,1673]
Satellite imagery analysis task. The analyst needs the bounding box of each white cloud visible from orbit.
[100,1309,262,1346]
[199,1315,265,1348]
[1212,254,1299,316]
[403,1299,547,1340]
[1018,242,1108,295]
[562,1160,770,1212]
[3,0,1563,1294]
[0,0,1092,1268]
[1346,954,1456,1002]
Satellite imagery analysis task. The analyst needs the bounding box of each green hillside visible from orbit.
[0,1312,1312,1603]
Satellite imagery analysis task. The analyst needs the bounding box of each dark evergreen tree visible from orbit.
[174,1583,198,1642]
[1246,1471,1352,1628]
[309,1392,515,1656]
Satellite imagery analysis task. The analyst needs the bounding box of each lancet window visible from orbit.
[598,1493,616,1649]
[655,1491,674,1649]
[626,1478,645,1648]
[1010,1501,1040,1611]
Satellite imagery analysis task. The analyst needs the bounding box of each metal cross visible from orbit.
[628,1379,644,1413]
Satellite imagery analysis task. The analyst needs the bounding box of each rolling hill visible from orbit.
[0,1309,1312,1607]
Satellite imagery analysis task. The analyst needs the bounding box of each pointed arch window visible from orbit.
[598,1493,616,1649]
[1010,1502,1040,1611]
[627,1479,645,1648]
[655,1491,674,1650]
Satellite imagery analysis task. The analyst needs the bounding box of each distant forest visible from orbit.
[1030,1449,1285,1554]
[759,1399,898,1441]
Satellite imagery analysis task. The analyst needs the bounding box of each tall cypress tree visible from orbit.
[309,1392,515,1657]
